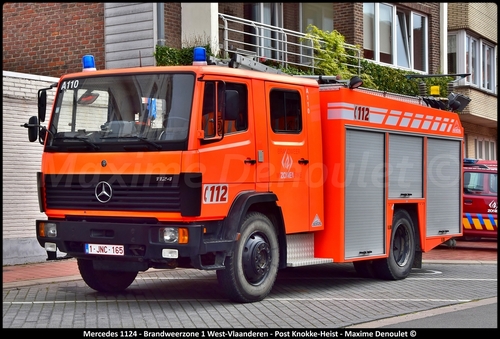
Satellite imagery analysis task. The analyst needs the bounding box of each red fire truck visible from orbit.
[23,48,465,302]
[462,158,497,239]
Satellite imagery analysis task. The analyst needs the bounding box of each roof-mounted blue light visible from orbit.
[82,55,96,72]
[463,158,479,165]
[192,47,207,66]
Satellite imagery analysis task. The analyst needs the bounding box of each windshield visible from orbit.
[464,171,498,194]
[47,72,195,151]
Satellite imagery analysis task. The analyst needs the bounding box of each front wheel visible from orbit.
[217,212,279,303]
[77,259,138,292]
[373,209,416,280]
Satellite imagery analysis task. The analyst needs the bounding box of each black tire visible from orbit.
[373,209,415,280]
[353,260,376,278]
[77,259,138,292]
[216,212,279,303]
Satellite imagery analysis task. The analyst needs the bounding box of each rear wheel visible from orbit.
[77,259,138,292]
[217,212,279,303]
[373,209,415,280]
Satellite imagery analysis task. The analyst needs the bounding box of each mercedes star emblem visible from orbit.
[95,181,113,203]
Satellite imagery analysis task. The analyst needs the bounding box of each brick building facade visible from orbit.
[3,3,444,76]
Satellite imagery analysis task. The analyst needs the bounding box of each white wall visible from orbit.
[2,71,64,265]
[181,3,219,54]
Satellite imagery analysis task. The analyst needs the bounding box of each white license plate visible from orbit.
[85,243,124,256]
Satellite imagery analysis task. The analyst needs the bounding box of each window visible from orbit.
[466,35,479,85]
[464,172,485,193]
[489,172,498,194]
[248,3,283,59]
[464,172,497,195]
[363,3,427,71]
[474,137,497,160]
[300,3,334,63]
[201,81,248,138]
[482,44,494,91]
[49,74,195,151]
[269,89,302,133]
[448,31,496,93]
[448,35,457,74]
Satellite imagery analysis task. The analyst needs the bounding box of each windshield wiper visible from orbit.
[55,135,100,150]
[131,136,163,150]
[101,135,163,150]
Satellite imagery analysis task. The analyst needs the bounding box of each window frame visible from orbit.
[201,80,249,141]
[299,3,334,64]
[269,88,303,134]
[448,30,496,93]
[474,136,497,161]
[249,3,283,60]
[363,2,428,72]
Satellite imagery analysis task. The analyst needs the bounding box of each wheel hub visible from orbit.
[393,225,411,266]
[242,233,272,284]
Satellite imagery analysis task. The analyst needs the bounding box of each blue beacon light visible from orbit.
[192,47,207,66]
[82,55,96,71]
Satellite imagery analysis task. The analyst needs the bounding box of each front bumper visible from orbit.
[36,219,234,270]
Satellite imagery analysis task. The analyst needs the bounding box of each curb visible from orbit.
[2,275,83,289]
[423,259,497,265]
[346,296,498,328]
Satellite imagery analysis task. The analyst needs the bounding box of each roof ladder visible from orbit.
[209,52,282,74]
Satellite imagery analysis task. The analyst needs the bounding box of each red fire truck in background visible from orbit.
[462,158,497,240]
[23,48,465,303]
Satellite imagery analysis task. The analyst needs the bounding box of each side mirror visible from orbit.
[38,89,47,122]
[27,116,39,142]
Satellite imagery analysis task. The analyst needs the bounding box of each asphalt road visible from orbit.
[3,261,497,330]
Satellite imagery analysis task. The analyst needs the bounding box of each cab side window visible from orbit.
[201,81,248,138]
[201,82,216,137]
[464,172,484,193]
[269,89,302,133]
[488,173,497,194]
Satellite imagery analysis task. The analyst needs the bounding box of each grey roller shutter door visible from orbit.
[344,129,385,259]
[426,138,461,236]
[388,134,423,198]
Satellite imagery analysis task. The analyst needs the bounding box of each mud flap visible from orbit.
[412,250,422,268]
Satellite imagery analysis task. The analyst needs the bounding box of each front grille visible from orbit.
[45,174,182,212]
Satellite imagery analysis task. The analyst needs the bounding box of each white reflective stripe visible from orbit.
[325,102,462,135]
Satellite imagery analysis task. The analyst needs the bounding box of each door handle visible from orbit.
[244,158,256,165]
[298,158,309,165]
[464,199,473,204]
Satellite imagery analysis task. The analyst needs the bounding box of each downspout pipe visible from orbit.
[157,2,165,46]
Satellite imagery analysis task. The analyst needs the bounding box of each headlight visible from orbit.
[159,227,189,244]
[160,227,179,243]
[39,222,57,237]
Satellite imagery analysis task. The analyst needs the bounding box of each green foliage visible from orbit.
[303,25,454,97]
[260,59,314,76]
[154,44,213,66]
[302,25,378,89]
[303,25,352,79]
[361,60,454,96]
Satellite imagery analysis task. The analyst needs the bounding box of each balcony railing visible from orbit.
[218,13,361,75]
